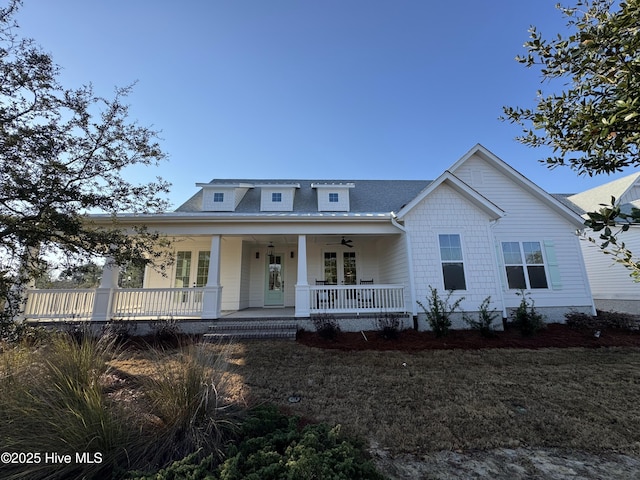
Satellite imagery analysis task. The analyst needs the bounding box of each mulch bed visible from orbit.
[296,323,640,351]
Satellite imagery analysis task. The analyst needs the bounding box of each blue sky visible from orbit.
[16,1,633,209]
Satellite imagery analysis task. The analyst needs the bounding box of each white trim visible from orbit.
[437,232,469,293]
[396,171,504,220]
[448,144,585,227]
[498,239,551,291]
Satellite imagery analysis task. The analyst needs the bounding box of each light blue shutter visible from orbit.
[494,242,507,290]
[543,240,562,290]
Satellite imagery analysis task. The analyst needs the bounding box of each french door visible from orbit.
[323,251,357,284]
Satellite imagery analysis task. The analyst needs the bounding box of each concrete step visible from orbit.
[204,319,298,341]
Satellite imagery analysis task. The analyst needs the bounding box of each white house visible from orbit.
[565,172,640,314]
[24,145,596,332]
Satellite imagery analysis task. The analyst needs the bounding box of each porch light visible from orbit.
[267,242,275,263]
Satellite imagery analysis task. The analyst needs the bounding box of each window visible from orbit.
[174,251,192,288]
[271,192,282,202]
[438,234,466,290]
[213,192,224,202]
[501,241,548,289]
[195,251,210,287]
[329,193,339,203]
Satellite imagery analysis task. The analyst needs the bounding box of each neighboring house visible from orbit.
[564,172,640,314]
[24,145,595,331]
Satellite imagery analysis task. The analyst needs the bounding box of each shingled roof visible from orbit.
[176,179,432,214]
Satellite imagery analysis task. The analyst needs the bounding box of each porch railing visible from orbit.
[112,288,204,319]
[24,289,96,321]
[309,284,405,314]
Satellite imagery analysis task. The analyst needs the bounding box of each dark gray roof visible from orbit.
[176,179,432,213]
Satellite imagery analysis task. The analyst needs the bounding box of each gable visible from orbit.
[449,145,585,229]
[396,171,504,220]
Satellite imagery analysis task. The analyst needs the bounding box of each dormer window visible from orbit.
[196,182,253,211]
[312,183,354,212]
[259,184,299,211]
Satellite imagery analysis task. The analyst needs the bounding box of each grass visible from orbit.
[4,333,640,477]
[213,341,640,456]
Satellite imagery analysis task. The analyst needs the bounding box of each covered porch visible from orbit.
[23,232,412,322]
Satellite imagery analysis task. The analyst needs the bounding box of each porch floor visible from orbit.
[220,307,296,319]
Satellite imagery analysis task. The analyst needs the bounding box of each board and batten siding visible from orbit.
[452,153,594,314]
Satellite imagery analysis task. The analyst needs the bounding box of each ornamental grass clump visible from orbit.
[140,342,242,468]
[418,286,464,337]
[0,333,143,480]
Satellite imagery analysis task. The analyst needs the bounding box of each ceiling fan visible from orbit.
[326,236,354,248]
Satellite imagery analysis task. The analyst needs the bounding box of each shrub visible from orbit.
[376,313,402,340]
[311,313,341,341]
[566,309,639,332]
[103,318,137,345]
[217,405,385,480]
[125,450,216,480]
[148,317,182,347]
[127,405,385,480]
[510,291,546,337]
[464,296,499,337]
[417,286,464,337]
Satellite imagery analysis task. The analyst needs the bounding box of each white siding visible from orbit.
[376,234,412,313]
[260,187,296,211]
[404,183,502,313]
[452,154,593,313]
[313,185,352,211]
[580,226,640,301]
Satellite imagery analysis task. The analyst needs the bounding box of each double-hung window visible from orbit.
[213,192,224,203]
[271,192,282,203]
[501,241,548,289]
[438,234,466,290]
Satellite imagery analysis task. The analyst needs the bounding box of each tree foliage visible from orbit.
[0,1,171,309]
[503,0,640,278]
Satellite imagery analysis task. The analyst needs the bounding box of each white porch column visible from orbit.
[91,258,120,321]
[295,234,310,317]
[202,235,222,319]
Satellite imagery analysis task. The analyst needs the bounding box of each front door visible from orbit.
[264,253,284,306]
